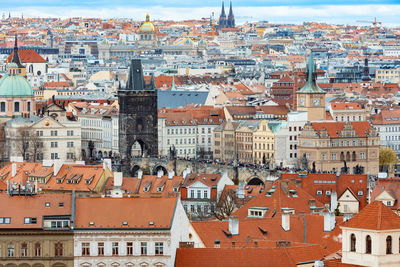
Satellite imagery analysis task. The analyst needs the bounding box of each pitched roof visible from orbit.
[6,50,47,63]
[0,192,71,229]
[309,121,373,138]
[330,102,362,110]
[74,197,178,229]
[371,178,400,209]
[176,244,325,267]
[341,201,400,230]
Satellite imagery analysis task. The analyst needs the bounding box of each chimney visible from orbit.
[103,158,111,170]
[138,170,143,180]
[330,191,337,212]
[214,240,220,248]
[113,172,123,187]
[168,171,175,180]
[157,170,163,178]
[53,159,63,176]
[282,213,290,231]
[229,216,239,235]
[324,212,336,232]
[11,163,17,177]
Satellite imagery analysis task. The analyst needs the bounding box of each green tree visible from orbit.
[379,148,398,172]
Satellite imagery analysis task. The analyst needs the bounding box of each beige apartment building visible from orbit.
[329,102,369,122]
[375,68,400,83]
[214,120,275,164]
[298,121,379,175]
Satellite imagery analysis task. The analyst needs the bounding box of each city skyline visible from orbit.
[2,1,400,26]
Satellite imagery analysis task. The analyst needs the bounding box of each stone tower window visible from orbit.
[366,235,372,254]
[386,236,392,254]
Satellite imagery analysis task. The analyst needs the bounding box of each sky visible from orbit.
[3,0,400,26]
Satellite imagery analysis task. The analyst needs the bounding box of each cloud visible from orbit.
[6,4,400,26]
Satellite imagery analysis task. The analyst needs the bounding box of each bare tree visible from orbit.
[15,126,45,162]
[212,189,238,220]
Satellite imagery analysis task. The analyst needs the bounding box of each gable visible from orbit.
[376,190,396,202]
[31,116,66,129]
[338,188,359,202]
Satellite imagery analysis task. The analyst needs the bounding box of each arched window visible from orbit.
[21,242,28,257]
[54,242,63,257]
[352,151,356,161]
[340,152,344,161]
[350,234,356,252]
[14,102,20,112]
[27,102,31,112]
[35,242,41,257]
[29,65,33,73]
[346,151,350,161]
[366,235,372,254]
[386,236,392,254]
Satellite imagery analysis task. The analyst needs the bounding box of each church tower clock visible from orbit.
[297,52,326,121]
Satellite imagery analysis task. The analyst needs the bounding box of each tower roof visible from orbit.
[297,52,325,94]
[228,1,234,17]
[220,1,226,17]
[125,59,156,91]
[11,35,24,68]
[341,201,400,230]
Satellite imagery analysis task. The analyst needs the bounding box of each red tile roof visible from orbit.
[330,102,362,110]
[0,192,71,229]
[371,178,400,209]
[6,50,47,63]
[176,244,325,267]
[75,196,178,229]
[309,121,373,138]
[341,201,400,230]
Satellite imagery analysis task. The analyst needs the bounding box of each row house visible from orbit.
[298,121,379,175]
[214,120,275,165]
[74,197,190,267]
[328,102,368,122]
[0,192,74,267]
[158,106,225,159]
[273,111,307,168]
[5,103,81,162]
[69,102,119,159]
[371,109,400,157]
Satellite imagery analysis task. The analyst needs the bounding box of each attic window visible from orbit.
[45,202,50,207]
[149,221,154,225]
[157,187,163,192]
[122,221,128,225]
[326,190,331,196]
[358,191,363,196]
[316,190,322,196]
[173,187,179,193]
[89,221,95,226]
[59,202,64,207]
[143,187,149,192]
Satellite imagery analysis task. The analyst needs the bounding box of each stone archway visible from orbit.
[131,165,141,177]
[131,139,148,157]
[247,176,264,186]
[152,165,168,176]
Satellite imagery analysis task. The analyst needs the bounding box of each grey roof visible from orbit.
[6,115,41,126]
[158,90,209,109]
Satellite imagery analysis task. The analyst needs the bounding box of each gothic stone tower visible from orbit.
[118,59,158,162]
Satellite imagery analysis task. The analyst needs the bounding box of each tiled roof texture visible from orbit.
[0,192,72,229]
[191,214,342,255]
[341,201,400,230]
[183,173,222,188]
[74,197,177,229]
[371,109,400,125]
[233,180,327,219]
[330,102,362,110]
[176,244,325,267]
[256,105,290,115]
[371,178,400,209]
[309,121,373,138]
[281,173,368,209]
[6,50,47,63]
[324,259,364,267]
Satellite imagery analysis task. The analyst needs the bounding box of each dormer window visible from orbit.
[157,187,163,192]
[143,187,149,192]
[358,191,363,197]
[173,187,179,193]
[316,190,322,196]
[387,201,393,207]
[326,190,331,196]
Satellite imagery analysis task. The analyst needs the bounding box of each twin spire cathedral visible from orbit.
[218,1,235,29]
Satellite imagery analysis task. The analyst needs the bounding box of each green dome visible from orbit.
[0,74,33,97]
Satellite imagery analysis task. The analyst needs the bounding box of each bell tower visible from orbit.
[118,59,158,163]
[296,52,326,121]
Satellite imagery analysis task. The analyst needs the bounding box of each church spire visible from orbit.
[220,2,226,17]
[228,1,233,17]
[11,34,24,68]
[298,51,325,94]
[171,75,176,91]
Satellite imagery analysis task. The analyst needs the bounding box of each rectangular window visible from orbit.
[36,130,43,136]
[21,243,27,257]
[51,142,58,148]
[98,242,104,256]
[190,190,194,198]
[0,102,5,112]
[155,242,164,255]
[24,217,37,224]
[112,242,119,255]
[197,190,201,198]
[67,153,74,159]
[67,141,74,147]
[204,190,208,199]
[51,130,58,136]
[141,242,147,255]
[127,242,133,255]
[54,242,63,257]
[82,242,90,256]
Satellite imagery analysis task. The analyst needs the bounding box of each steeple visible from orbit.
[227,1,235,28]
[11,35,24,68]
[220,2,226,17]
[228,1,233,17]
[125,59,156,91]
[298,52,325,94]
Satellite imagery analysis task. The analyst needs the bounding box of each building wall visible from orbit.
[0,232,74,267]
